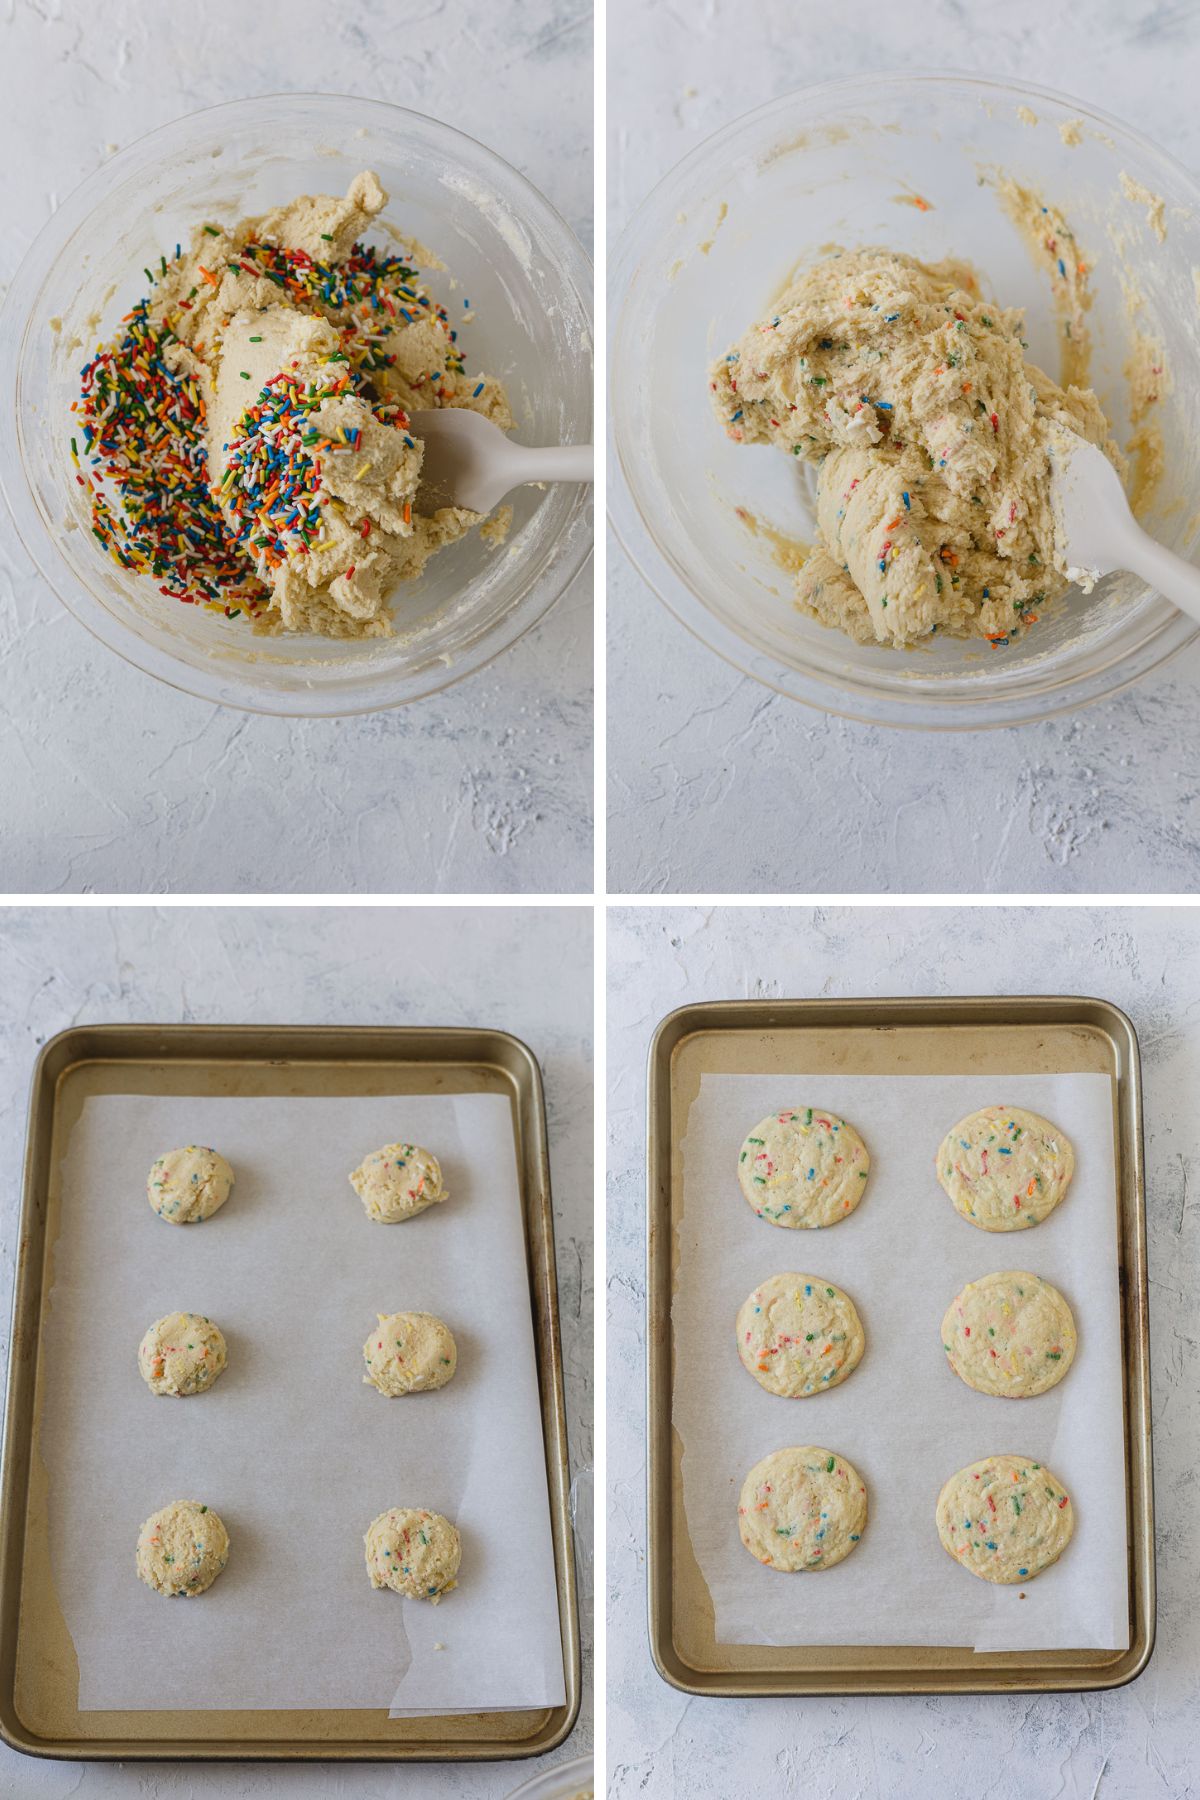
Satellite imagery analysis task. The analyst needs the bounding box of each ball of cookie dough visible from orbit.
[136,1499,229,1597]
[738,1109,870,1228]
[362,1311,457,1396]
[349,1144,446,1223]
[936,1454,1074,1583]
[147,1146,234,1224]
[738,1446,867,1571]
[138,1311,228,1397]
[936,1106,1074,1231]
[736,1274,865,1397]
[941,1271,1077,1399]
[364,1507,460,1601]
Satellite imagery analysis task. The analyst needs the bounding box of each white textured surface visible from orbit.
[0,904,593,1794]
[607,905,1200,1798]
[607,0,1200,894]
[0,0,592,896]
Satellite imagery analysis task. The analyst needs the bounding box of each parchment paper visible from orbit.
[675,1073,1129,1652]
[40,1091,568,1714]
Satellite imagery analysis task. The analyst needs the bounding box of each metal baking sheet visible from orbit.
[0,1024,580,1761]
[646,996,1154,1696]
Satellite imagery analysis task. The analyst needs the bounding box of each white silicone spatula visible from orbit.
[1051,432,1200,623]
[409,408,593,514]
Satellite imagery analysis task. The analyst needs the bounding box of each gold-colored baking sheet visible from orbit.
[0,1024,580,1761]
[646,996,1154,1696]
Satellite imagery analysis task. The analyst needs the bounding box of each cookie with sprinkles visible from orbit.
[736,1273,865,1397]
[138,1311,228,1397]
[936,1454,1074,1583]
[937,1106,1074,1231]
[349,1142,447,1223]
[941,1271,1077,1398]
[738,1446,868,1571]
[362,1311,457,1396]
[146,1146,234,1224]
[136,1499,229,1597]
[737,1108,870,1228]
[364,1507,460,1601]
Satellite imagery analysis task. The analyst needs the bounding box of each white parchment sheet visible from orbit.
[40,1091,568,1714]
[675,1073,1129,1652]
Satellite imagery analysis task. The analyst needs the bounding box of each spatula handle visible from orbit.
[1122,521,1200,629]
[511,443,594,486]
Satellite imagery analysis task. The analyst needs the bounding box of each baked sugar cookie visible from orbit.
[737,1109,870,1229]
[136,1499,229,1596]
[936,1455,1073,1583]
[942,1272,1076,1398]
[364,1507,460,1600]
[147,1146,234,1224]
[362,1312,457,1395]
[138,1311,228,1396]
[738,1446,867,1571]
[349,1144,446,1223]
[936,1107,1074,1231]
[736,1274,865,1397]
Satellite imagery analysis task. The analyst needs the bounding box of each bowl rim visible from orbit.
[503,1749,593,1799]
[608,66,1200,732]
[0,90,594,719]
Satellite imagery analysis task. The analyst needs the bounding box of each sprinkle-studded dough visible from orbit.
[736,1273,865,1397]
[75,172,515,641]
[362,1311,458,1395]
[146,1146,234,1224]
[936,1106,1074,1231]
[136,1500,229,1596]
[349,1143,447,1223]
[737,1446,868,1571]
[138,1311,228,1396]
[941,1271,1077,1398]
[709,244,1122,649]
[936,1454,1074,1583]
[364,1507,460,1601]
[737,1108,870,1228]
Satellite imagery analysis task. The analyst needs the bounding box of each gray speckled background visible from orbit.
[607,0,1200,894]
[607,905,1200,1797]
[0,904,593,1796]
[0,0,593,896]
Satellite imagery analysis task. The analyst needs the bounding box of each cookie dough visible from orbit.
[146,1146,234,1224]
[737,1108,870,1228]
[937,1106,1074,1231]
[738,1446,868,1571]
[76,172,513,638]
[362,1311,457,1395]
[736,1273,865,1397]
[136,1500,229,1597]
[138,1311,228,1397]
[935,1454,1074,1583]
[349,1143,447,1223]
[710,246,1122,648]
[364,1507,460,1601]
[941,1271,1077,1398]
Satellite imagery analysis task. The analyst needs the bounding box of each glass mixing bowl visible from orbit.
[1,94,592,716]
[504,1752,593,1799]
[610,72,1200,729]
